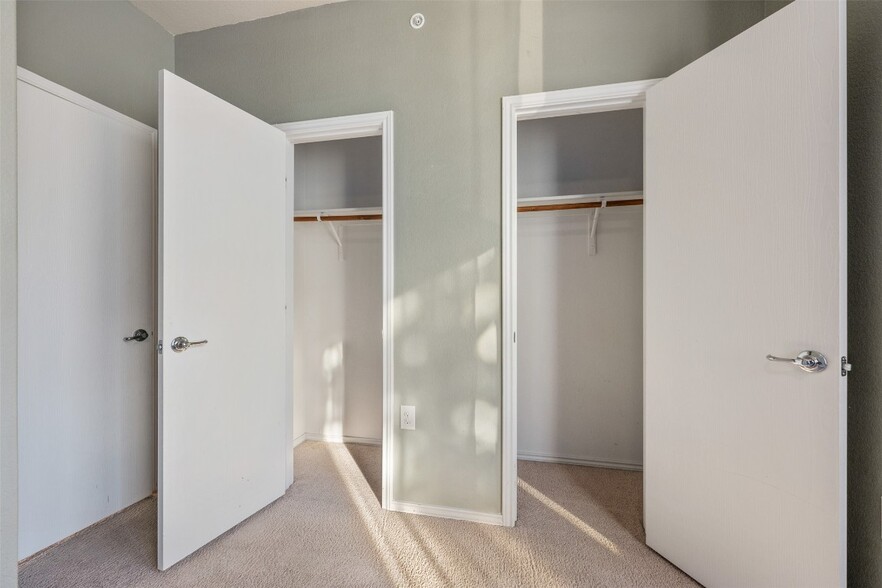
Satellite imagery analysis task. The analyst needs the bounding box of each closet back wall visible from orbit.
[175,0,765,517]
[518,207,643,468]
[293,136,383,445]
[294,223,382,445]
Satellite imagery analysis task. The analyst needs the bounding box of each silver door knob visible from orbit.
[170,336,208,353]
[766,350,828,373]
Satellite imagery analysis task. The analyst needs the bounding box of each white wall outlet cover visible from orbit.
[401,405,416,430]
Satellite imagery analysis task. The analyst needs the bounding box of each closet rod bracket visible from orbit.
[588,199,607,256]
[317,214,344,261]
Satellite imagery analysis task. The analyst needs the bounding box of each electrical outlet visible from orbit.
[401,405,416,430]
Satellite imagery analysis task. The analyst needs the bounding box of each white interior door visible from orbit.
[17,69,156,559]
[644,2,846,586]
[158,70,288,570]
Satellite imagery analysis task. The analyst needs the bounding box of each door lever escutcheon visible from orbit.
[124,329,149,342]
[170,336,208,353]
[766,350,828,373]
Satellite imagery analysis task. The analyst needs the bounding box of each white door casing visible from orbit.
[644,1,846,586]
[158,70,288,570]
[501,79,659,527]
[276,111,394,510]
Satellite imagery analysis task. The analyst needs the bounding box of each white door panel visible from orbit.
[644,1,846,586]
[158,70,288,570]
[17,72,156,559]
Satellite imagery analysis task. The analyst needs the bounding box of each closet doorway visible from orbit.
[278,112,394,508]
[501,80,657,527]
[502,5,847,584]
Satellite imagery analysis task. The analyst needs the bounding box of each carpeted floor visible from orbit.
[19,442,697,587]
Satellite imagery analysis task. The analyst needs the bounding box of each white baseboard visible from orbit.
[292,433,307,448]
[517,450,642,472]
[389,500,505,526]
[305,433,382,447]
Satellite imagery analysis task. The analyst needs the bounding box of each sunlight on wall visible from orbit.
[321,342,344,437]
[476,323,498,364]
[473,282,498,325]
[392,239,502,509]
[474,249,500,365]
[392,290,422,335]
[473,399,499,455]
[519,479,621,555]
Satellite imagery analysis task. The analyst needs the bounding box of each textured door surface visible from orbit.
[644,2,846,586]
[18,72,156,560]
[158,70,288,570]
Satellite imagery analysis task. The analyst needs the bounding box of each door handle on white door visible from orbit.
[766,350,828,373]
[170,336,208,353]
[124,329,149,342]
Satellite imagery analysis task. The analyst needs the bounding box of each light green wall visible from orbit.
[17,0,173,128]
[845,2,882,586]
[0,1,16,584]
[176,0,764,514]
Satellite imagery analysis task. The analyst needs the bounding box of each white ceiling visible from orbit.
[130,0,347,35]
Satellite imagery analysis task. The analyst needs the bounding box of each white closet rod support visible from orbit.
[317,214,344,261]
[588,199,607,256]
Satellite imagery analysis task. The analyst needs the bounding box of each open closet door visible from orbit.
[644,2,846,587]
[158,70,288,570]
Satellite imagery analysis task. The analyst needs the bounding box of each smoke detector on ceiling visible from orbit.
[410,13,425,30]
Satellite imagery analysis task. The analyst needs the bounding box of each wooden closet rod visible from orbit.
[517,199,643,213]
[293,199,643,221]
[293,213,383,222]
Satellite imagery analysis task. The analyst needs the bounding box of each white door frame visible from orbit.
[501,80,659,527]
[276,111,394,509]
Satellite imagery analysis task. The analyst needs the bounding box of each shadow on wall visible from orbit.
[846,2,882,586]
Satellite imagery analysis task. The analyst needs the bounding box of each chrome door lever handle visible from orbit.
[124,329,149,342]
[766,350,828,373]
[170,336,208,353]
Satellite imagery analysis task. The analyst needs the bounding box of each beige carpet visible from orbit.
[20,442,697,587]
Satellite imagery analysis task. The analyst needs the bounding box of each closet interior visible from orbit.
[517,107,644,471]
[292,135,384,464]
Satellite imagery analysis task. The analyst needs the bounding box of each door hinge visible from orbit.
[157,340,163,354]
[841,356,852,376]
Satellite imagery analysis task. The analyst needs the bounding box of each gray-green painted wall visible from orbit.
[17,0,173,128]
[176,0,765,514]
[844,2,882,586]
[0,1,16,585]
